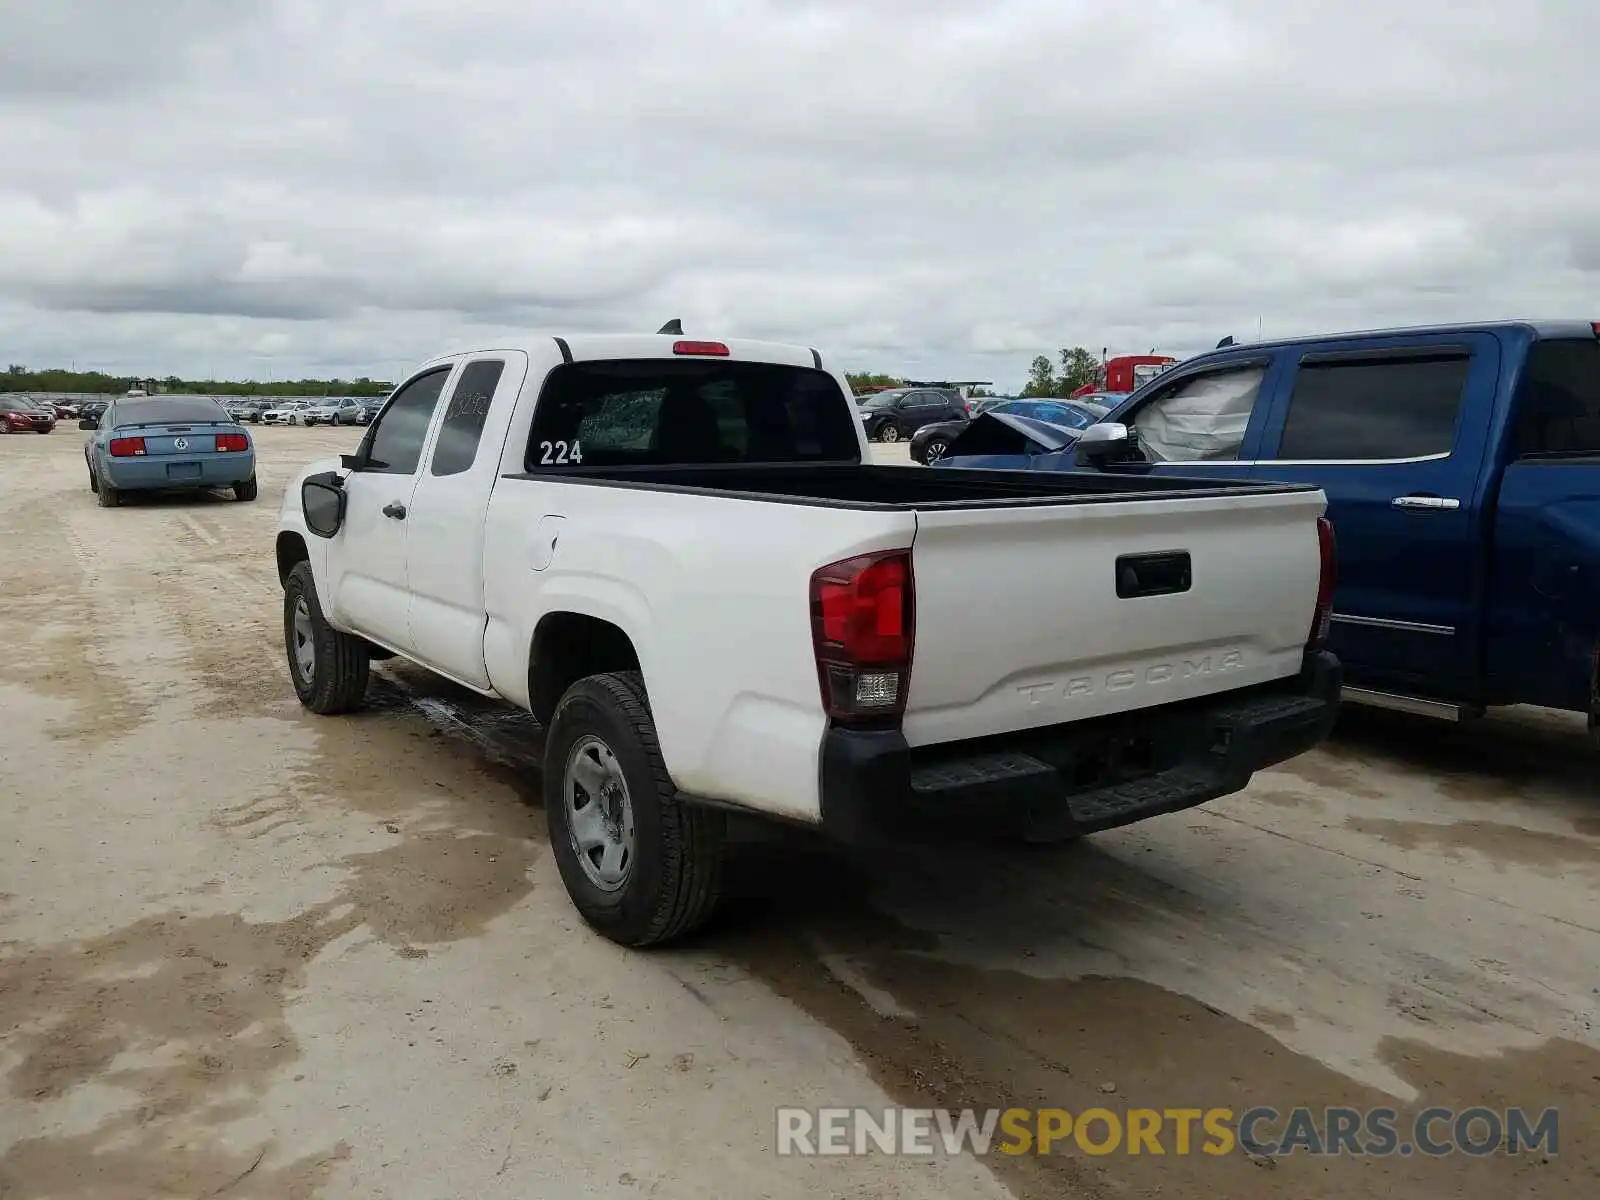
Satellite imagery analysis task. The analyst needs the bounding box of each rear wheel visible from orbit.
[96,475,120,507]
[876,423,901,443]
[544,671,725,947]
[234,477,258,502]
[283,561,370,714]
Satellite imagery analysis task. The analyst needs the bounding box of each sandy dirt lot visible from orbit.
[2,424,1598,1199]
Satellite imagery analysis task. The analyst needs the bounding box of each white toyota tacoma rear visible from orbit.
[274,329,1341,946]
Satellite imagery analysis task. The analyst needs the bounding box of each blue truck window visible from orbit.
[1513,339,1600,458]
[1278,355,1468,461]
[1132,366,1266,463]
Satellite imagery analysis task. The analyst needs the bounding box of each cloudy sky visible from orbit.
[0,0,1595,389]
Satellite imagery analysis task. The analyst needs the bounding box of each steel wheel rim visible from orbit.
[564,734,635,892]
[291,597,316,684]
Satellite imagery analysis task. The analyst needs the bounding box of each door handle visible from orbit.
[382,502,407,520]
[1391,495,1460,511]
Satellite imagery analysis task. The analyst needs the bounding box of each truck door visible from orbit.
[403,352,529,690]
[1486,332,1600,714]
[1250,334,1501,703]
[331,364,457,652]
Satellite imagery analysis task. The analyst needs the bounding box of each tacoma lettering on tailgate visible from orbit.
[1015,652,1245,705]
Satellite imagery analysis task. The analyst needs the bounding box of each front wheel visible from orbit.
[544,671,725,947]
[283,561,370,714]
[921,437,950,463]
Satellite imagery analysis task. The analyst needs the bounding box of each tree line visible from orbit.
[8,351,1101,401]
[2,364,395,397]
[847,347,1102,400]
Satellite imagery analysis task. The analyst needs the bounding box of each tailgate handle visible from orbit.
[1116,551,1191,599]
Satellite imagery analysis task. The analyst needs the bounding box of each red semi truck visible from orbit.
[1069,354,1177,399]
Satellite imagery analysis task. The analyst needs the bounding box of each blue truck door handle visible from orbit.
[1392,494,1460,511]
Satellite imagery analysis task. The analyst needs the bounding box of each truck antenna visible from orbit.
[657,318,683,335]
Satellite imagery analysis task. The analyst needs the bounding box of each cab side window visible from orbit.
[1512,339,1600,459]
[1130,365,1268,463]
[430,359,505,476]
[1275,353,1468,461]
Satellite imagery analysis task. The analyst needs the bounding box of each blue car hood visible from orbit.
[933,411,1083,469]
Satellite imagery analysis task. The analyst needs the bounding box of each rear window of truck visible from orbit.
[524,360,861,470]
[1514,338,1600,458]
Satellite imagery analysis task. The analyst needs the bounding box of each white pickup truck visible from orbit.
[275,330,1341,946]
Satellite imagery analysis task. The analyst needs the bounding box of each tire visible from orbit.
[87,467,98,494]
[544,671,725,947]
[283,561,370,714]
[96,475,121,507]
[876,423,901,443]
[922,438,949,464]
[234,476,258,502]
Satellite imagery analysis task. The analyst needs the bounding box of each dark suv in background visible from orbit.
[854,387,968,443]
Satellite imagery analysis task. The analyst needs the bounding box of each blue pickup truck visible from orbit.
[948,320,1600,732]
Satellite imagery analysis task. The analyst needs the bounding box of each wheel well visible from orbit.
[276,531,309,586]
[528,613,641,724]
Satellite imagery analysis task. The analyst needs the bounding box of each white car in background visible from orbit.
[301,397,369,426]
[262,400,314,425]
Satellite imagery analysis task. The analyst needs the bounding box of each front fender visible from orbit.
[275,455,343,604]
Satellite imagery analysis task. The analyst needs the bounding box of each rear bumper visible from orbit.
[819,650,1341,844]
[103,452,256,490]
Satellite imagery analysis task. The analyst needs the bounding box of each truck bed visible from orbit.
[505,462,1320,509]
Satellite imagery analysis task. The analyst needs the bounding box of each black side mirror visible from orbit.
[1074,422,1138,467]
[302,471,347,538]
[78,417,99,430]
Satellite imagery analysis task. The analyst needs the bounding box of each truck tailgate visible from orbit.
[904,487,1328,747]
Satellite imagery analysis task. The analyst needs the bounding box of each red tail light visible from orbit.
[810,550,914,725]
[215,433,249,452]
[1310,516,1336,646]
[672,340,729,356]
[108,436,146,457]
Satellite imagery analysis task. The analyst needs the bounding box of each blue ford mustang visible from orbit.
[82,396,258,507]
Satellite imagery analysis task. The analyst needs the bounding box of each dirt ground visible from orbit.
[2,424,1598,1199]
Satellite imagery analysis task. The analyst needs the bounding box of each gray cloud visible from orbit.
[0,0,1597,387]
